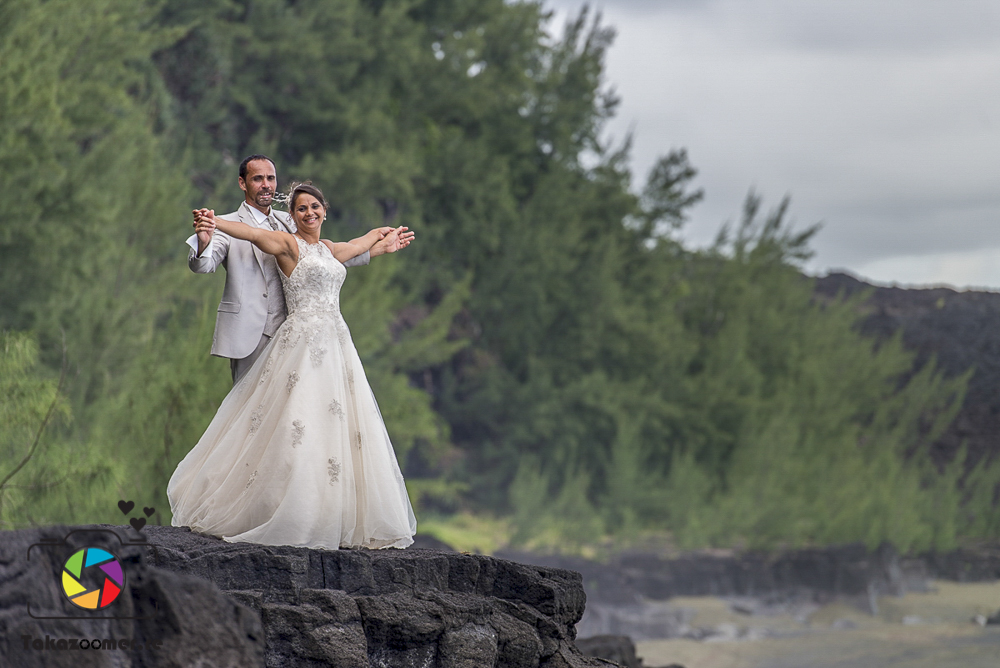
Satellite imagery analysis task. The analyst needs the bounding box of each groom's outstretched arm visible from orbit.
[341,250,370,268]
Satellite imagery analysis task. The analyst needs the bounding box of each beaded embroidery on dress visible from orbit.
[168,238,416,549]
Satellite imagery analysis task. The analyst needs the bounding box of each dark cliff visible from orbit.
[815,272,1000,469]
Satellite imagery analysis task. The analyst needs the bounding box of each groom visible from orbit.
[187,154,408,383]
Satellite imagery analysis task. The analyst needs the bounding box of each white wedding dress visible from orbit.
[168,237,416,549]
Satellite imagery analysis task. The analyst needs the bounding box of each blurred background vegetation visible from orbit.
[2,0,998,554]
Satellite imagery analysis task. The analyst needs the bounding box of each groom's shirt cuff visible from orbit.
[186,234,215,258]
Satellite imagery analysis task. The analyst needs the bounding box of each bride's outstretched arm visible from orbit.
[331,226,414,262]
[195,209,297,260]
[329,227,389,263]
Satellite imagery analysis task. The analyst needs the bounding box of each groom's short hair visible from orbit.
[239,154,275,180]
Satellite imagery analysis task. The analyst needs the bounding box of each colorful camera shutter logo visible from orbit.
[61,548,125,609]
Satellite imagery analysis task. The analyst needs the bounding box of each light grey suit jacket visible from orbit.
[188,201,369,360]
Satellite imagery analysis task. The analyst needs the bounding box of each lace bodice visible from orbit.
[280,238,346,318]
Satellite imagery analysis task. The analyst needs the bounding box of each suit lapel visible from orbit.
[273,210,296,234]
[238,202,267,275]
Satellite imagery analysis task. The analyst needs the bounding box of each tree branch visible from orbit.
[0,339,68,512]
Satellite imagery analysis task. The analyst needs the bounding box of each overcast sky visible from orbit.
[543,0,1000,289]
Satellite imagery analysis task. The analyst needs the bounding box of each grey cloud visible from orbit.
[548,0,1000,52]
[542,0,1000,286]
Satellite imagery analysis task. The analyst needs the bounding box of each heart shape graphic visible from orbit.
[118,500,135,515]
[130,517,147,532]
[143,506,155,517]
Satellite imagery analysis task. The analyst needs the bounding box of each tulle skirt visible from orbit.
[167,310,416,550]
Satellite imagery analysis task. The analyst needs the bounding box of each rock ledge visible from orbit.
[1,524,602,668]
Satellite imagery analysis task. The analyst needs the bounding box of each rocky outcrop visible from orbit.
[1,524,604,667]
[919,544,1000,582]
[500,542,933,638]
[814,272,1000,469]
[1,524,264,667]
[502,542,912,603]
[503,538,1000,640]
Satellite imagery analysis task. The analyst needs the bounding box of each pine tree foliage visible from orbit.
[0,331,71,528]
[2,0,998,551]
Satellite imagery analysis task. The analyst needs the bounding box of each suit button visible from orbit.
[263,293,268,298]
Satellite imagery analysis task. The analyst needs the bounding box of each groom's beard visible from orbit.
[254,190,274,208]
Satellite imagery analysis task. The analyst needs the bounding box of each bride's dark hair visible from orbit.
[288,181,329,211]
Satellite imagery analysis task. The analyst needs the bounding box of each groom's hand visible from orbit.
[193,208,215,257]
[371,226,414,257]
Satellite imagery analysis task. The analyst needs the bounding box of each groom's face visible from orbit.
[239,159,277,212]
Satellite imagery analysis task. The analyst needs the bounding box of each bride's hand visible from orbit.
[194,209,217,232]
[371,226,414,256]
[192,208,214,225]
[193,208,216,251]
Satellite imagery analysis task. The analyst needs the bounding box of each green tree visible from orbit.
[0,331,71,528]
[2,0,995,552]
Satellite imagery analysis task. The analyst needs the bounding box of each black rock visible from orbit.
[0,524,264,667]
[919,545,1000,582]
[500,542,937,638]
[1,524,605,667]
[500,542,907,606]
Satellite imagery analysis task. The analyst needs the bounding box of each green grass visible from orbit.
[416,513,513,555]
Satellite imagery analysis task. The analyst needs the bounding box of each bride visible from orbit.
[167,182,417,550]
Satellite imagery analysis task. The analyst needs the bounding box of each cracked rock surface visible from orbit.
[1,524,603,667]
